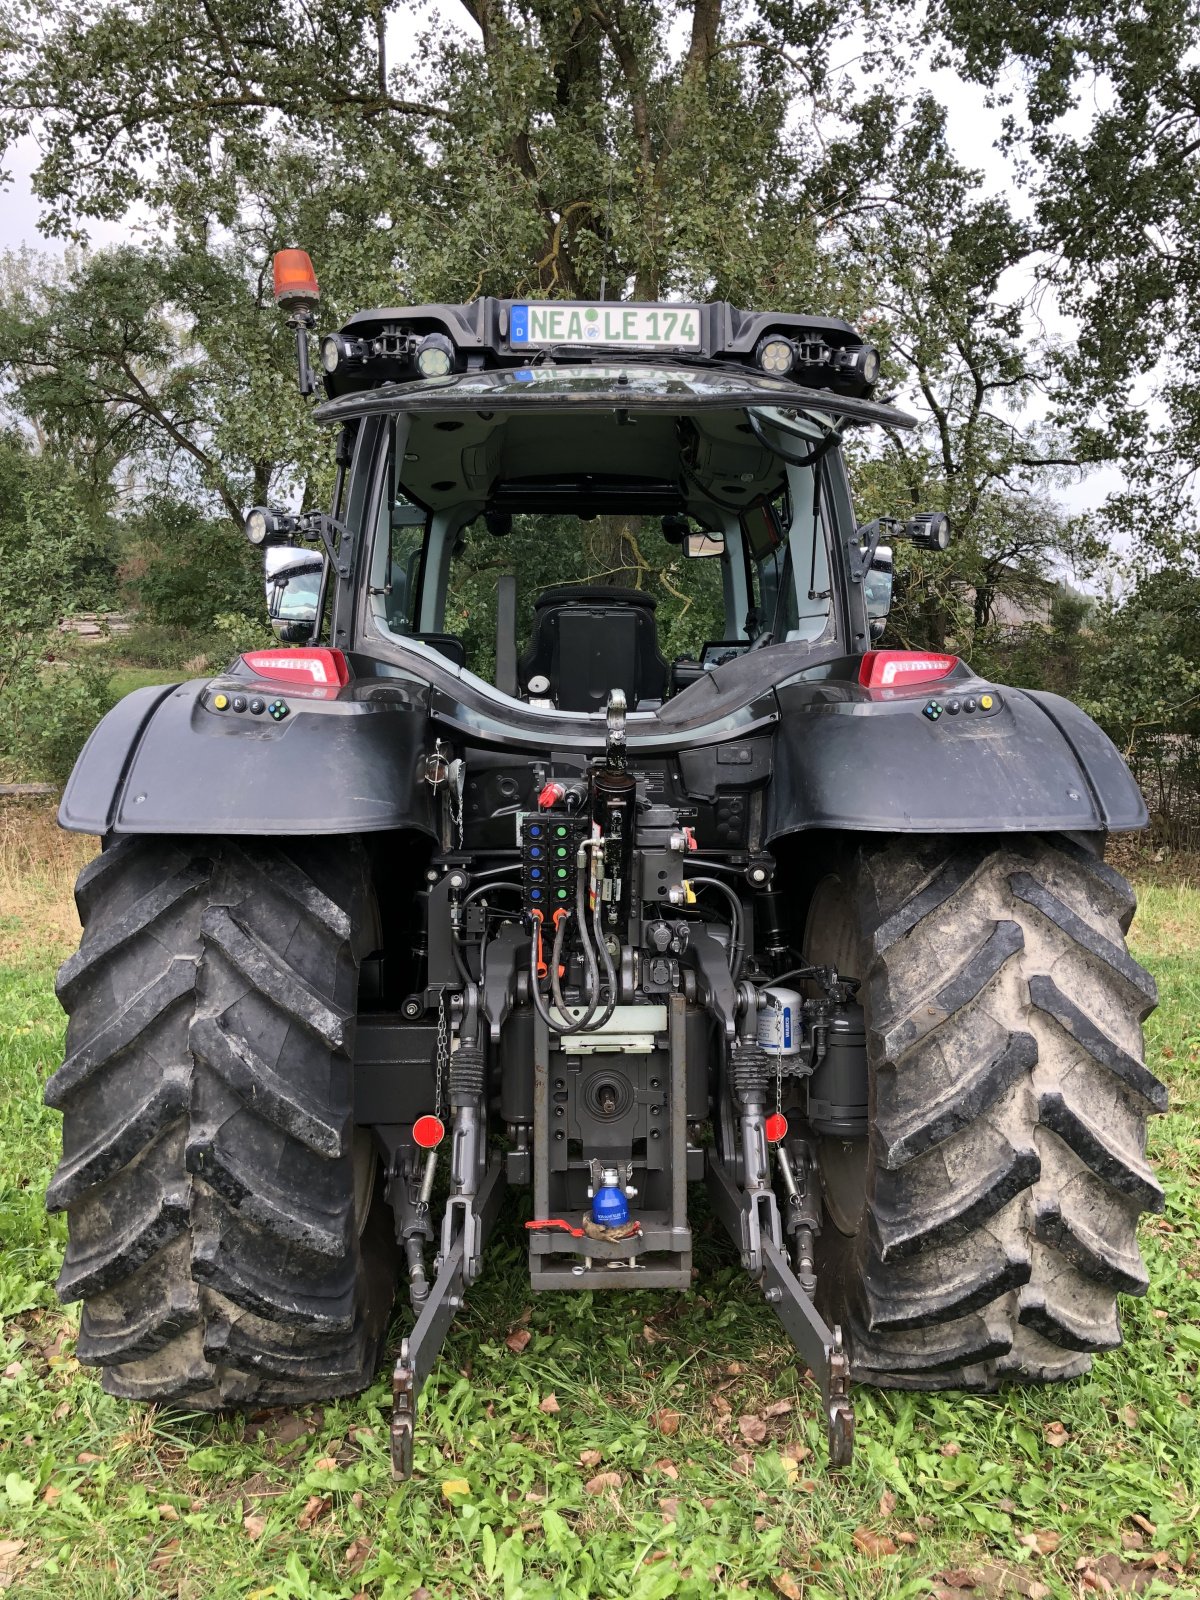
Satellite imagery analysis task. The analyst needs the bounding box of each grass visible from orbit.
[0,807,1197,1599]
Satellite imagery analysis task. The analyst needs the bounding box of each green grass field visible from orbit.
[1,817,1196,1599]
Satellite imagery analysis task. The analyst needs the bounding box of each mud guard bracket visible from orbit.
[390,1155,506,1478]
[708,1152,854,1467]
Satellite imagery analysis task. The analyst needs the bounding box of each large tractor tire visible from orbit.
[46,836,397,1407]
[804,835,1164,1389]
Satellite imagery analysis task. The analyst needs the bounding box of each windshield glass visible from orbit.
[362,401,841,709]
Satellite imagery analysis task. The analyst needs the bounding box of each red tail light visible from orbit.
[242,648,349,687]
[858,650,959,689]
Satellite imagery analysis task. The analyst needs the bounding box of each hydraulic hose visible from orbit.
[691,876,744,980]
[590,887,620,1029]
[530,903,601,1036]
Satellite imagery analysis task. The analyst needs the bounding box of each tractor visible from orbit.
[47,252,1164,1472]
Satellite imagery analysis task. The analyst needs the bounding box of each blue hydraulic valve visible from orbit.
[592,1167,629,1228]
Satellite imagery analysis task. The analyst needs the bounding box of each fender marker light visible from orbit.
[858,650,959,689]
[242,648,350,687]
[413,1114,445,1149]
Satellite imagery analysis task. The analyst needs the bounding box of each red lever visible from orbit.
[538,781,566,809]
[525,1218,585,1238]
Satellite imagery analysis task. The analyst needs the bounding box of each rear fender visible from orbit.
[59,677,436,837]
[766,676,1148,838]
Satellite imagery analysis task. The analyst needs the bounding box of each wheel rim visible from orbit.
[804,872,869,1239]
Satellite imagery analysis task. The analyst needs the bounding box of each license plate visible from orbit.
[510,302,701,349]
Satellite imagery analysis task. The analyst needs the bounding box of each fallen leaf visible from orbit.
[579,1449,603,1467]
[41,1485,61,1506]
[585,1471,622,1495]
[243,1514,267,1539]
[0,1542,26,1564]
[156,1502,178,1521]
[653,1408,681,1436]
[780,1440,811,1462]
[731,1452,755,1476]
[345,1538,372,1574]
[1130,1514,1156,1536]
[940,1441,962,1457]
[147,1539,180,1573]
[1042,1420,1069,1448]
[297,1494,331,1529]
[853,1527,898,1558]
[314,1456,338,1471]
[772,1574,803,1600]
[711,1393,732,1417]
[725,1361,745,1376]
[879,1489,897,1516]
[505,1327,531,1354]
[3,1363,21,1379]
[897,1532,918,1547]
[1119,1531,1143,1551]
[653,1458,679,1479]
[440,1479,471,1500]
[763,1399,793,1417]
[538,1393,560,1415]
[754,1515,771,1532]
[52,1401,70,1421]
[659,1496,681,1521]
[936,1569,977,1589]
[1121,1404,1139,1427]
[76,1451,103,1464]
[738,1413,768,1445]
[1017,1531,1060,1555]
[642,1323,664,1344]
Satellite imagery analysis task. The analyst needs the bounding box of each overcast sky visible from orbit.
[0,4,1126,532]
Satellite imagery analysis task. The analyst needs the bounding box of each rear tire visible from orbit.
[46,835,397,1407]
[804,835,1164,1388]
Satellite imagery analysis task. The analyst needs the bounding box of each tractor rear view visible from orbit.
[46,257,1163,1472]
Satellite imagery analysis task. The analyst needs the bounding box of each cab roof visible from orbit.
[320,298,883,402]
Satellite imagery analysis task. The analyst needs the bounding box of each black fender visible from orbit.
[766,676,1148,839]
[59,678,437,837]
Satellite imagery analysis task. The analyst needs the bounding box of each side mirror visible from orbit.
[683,530,725,559]
[865,544,893,639]
[265,545,325,642]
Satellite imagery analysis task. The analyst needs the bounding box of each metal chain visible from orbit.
[435,992,449,1116]
[775,1051,783,1117]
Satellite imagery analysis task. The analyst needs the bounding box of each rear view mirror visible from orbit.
[865,544,894,640]
[683,530,725,559]
[265,545,325,643]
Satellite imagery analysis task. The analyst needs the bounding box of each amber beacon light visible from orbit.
[272,248,320,311]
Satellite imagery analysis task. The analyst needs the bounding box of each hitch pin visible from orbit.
[418,1148,438,1209]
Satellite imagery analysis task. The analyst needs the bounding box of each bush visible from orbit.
[124,497,263,628]
[0,659,115,785]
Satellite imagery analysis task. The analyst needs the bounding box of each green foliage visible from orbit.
[1076,570,1200,848]
[0,431,118,783]
[124,496,263,629]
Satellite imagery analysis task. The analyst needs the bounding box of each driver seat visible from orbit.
[518,586,669,711]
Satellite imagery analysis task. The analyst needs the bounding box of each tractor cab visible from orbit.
[250,263,952,712]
